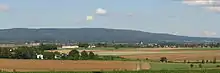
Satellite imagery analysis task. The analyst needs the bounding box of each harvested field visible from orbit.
[47,48,220,56]
[121,52,220,61]
[0,59,150,72]
[47,48,220,61]
[118,49,220,61]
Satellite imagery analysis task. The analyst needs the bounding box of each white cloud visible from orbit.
[0,4,9,12]
[182,0,213,5]
[205,6,220,12]
[172,32,179,35]
[202,31,217,36]
[96,8,107,15]
[182,0,220,12]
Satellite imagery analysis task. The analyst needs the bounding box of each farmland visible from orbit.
[1,47,220,72]
[48,48,220,61]
[0,59,150,72]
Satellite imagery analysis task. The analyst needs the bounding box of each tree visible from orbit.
[213,57,217,64]
[78,43,89,48]
[68,50,80,60]
[202,59,205,64]
[184,60,187,63]
[114,45,119,50]
[95,42,107,47]
[43,52,55,59]
[81,50,89,60]
[0,47,12,58]
[199,64,203,68]
[13,46,38,59]
[38,44,58,50]
[160,57,168,63]
[206,60,209,63]
[88,51,95,59]
[190,64,194,68]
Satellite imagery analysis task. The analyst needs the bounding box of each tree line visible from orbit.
[90,42,220,48]
[0,44,127,60]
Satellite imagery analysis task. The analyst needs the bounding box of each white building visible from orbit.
[61,45,79,49]
[88,45,96,48]
[36,54,44,59]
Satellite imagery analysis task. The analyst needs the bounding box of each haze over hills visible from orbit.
[0,28,219,43]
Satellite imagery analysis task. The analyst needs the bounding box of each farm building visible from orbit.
[88,45,96,48]
[36,54,44,59]
[60,45,79,49]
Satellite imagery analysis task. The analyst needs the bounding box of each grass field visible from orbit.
[149,62,220,70]
[149,62,190,70]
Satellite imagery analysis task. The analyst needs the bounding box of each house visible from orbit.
[60,45,79,49]
[36,54,44,59]
[54,55,62,59]
[88,45,96,48]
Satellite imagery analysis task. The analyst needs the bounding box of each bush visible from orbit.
[160,57,168,63]
[146,58,149,60]
[81,50,89,60]
[68,50,80,60]
[216,65,220,67]
[213,57,217,64]
[199,64,203,68]
[184,60,187,63]
[187,61,190,63]
[206,60,209,63]
[168,61,174,63]
[190,64,194,68]
[92,71,102,73]
[88,51,95,59]
[202,60,205,64]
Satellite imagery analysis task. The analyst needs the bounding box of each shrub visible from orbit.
[202,59,205,64]
[206,60,209,63]
[146,58,149,60]
[160,57,168,63]
[13,69,16,72]
[199,64,203,68]
[92,71,102,73]
[187,61,190,63]
[213,57,217,64]
[184,60,187,63]
[168,61,174,63]
[190,64,194,68]
[217,65,220,67]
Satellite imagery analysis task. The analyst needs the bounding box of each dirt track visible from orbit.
[0,59,150,72]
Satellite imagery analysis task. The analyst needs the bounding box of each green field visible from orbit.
[149,62,220,70]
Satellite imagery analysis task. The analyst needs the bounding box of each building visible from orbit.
[88,45,96,48]
[54,55,61,59]
[36,54,44,59]
[60,45,79,49]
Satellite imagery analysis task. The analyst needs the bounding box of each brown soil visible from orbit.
[121,51,220,61]
[0,59,150,72]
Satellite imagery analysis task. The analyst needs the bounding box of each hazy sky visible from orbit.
[0,0,220,37]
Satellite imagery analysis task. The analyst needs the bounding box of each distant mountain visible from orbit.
[0,28,219,43]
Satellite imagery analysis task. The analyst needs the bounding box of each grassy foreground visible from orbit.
[149,62,219,70]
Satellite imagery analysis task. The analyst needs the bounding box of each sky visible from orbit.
[0,0,220,37]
